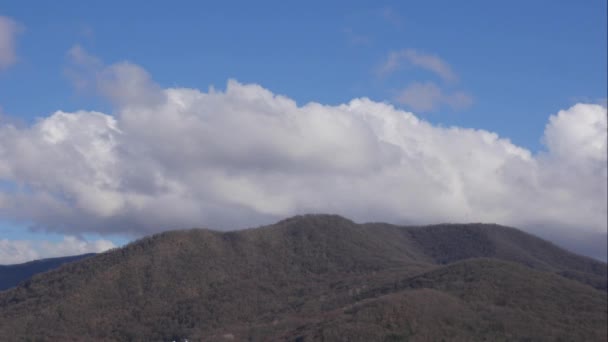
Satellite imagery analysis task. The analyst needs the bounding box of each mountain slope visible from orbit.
[0,215,605,341]
[0,253,95,291]
[407,223,607,289]
[283,259,606,342]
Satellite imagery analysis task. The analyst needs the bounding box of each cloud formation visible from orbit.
[0,16,21,70]
[0,49,606,259]
[0,236,115,264]
[377,49,472,113]
[378,49,457,82]
[395,81,473,112]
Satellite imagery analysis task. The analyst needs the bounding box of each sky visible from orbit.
[0,0,606,263]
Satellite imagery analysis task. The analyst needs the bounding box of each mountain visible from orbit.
[0,253,96,291]
[0,215,605,341]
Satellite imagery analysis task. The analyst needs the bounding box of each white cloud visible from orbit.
[378,49,457,82]
[543,103,607,163]
[395,81,473,112]
[0,236,115,264]
[377,50,471,113]
[0,50,606,259]
[0,15,21,70]
[66,45,164,106]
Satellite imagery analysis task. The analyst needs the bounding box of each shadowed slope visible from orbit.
[408,223,607,289]
[0,253,95,291]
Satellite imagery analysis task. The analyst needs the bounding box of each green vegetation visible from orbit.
[0,215,605,341]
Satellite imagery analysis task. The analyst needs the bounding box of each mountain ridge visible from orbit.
[0,253,96,291]
[0,214,605,341]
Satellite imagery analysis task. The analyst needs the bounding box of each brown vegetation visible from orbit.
[0,214,605,341]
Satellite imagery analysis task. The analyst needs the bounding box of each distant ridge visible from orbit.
[0,253,95,291]
[407,223,607,290]
[0,214,605,341]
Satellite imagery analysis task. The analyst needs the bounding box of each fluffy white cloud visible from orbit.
[0,236,115,264]
[395,81,473,112]
[0,51,606,259]
[0,16,21,70]
[543,103,607,164]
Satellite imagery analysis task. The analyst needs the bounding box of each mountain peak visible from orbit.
[0,216,605,341]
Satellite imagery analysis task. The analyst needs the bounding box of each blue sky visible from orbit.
[0,1,606,262]
[2,0,606,149]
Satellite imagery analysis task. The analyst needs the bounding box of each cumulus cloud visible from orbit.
[0,49,606,259]
[395,81,473,112]
[66,45,164,106]
[0,236,115,264]
[0,15,21,70]
[378,49,457,82]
